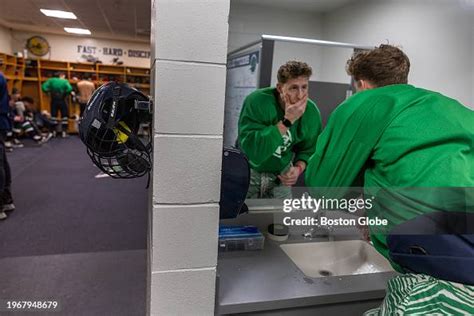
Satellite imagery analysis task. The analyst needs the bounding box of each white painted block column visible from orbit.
[149,0,230,315]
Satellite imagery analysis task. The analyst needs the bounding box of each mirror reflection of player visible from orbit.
[238,61,322,198]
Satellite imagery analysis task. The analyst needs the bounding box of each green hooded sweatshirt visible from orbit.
[305,84,474,269]
[238,87,322,174]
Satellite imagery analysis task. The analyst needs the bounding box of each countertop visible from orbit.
[217,234,397,315]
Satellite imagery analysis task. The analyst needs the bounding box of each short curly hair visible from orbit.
[346,44,410,87]
[277,61,312,84]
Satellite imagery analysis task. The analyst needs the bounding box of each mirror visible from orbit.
[223,35,368,209]
[224,0,474,213]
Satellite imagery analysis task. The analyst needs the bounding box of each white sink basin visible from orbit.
[280,240,394,278]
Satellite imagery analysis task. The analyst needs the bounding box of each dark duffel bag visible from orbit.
[387,211,474,285]
[219,147,250,219]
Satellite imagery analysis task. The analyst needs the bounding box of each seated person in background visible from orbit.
[2,101,14,152]
[238,61,322,198]
[10,90,51,145]
[305,45,474,315]
[21,96,55,136]
[8,90,24,148]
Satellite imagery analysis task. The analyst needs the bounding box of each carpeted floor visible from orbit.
[0,137,148,316]
[0,137,148,258]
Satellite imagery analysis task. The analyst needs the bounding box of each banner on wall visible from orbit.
[76,45,150,60]
[22,33,150,67]
[224,50,260,147]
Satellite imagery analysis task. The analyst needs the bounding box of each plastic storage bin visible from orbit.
[218,225,265,251]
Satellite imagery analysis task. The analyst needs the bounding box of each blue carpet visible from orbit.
[0,137,148,258]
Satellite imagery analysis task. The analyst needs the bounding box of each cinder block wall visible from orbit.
[149,0,230,315]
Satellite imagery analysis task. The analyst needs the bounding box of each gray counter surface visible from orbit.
[217,236,397,315]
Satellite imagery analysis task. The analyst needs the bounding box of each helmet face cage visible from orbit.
[79,82,152,179]
[87,146,151,179]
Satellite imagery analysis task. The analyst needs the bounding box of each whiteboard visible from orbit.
[224,50,260,147]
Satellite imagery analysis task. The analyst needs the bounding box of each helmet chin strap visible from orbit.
[115,121,152,187]
[108,83,153,157]
[132,97,153,152]
[134,99,153,113]
[107,84,122,128]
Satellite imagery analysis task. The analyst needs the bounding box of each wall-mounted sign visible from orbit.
[224,51,260,146]
[76,45,150,59]
[20,32,150,67]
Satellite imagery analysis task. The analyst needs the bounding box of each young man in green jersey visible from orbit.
[238,61,322,198]
[305,45,474,315]
[41,72,73,138]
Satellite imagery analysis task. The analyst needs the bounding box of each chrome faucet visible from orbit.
[302,210,334,239]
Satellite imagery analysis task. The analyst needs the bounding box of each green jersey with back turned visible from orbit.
[238,87,322,174]
[41,77,72,98]
[305,84,474,266]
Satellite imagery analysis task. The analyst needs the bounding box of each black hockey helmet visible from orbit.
[79,82,152,179]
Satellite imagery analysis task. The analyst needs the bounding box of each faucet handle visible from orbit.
[302,227,315,238]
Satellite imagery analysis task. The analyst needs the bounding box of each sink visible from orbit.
[280,240,394,278]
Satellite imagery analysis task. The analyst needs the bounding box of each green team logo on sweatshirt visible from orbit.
[273,131,293,159]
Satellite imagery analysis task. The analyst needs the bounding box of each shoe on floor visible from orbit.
[3,203,15,212]
[4,142,13,152]
[34,135,43,145]
[0,211,7,220]
[61,131,69,138]
[43,132,53,143]
[1,189,15,213]
[12,139,24,148]
[36,133,52,145]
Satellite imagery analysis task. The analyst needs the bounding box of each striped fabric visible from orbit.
[246,169,292,199]
[364,274,474,315]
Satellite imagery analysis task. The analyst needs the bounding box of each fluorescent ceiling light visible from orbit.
[64,27,91,35]
[40,9,77,19]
